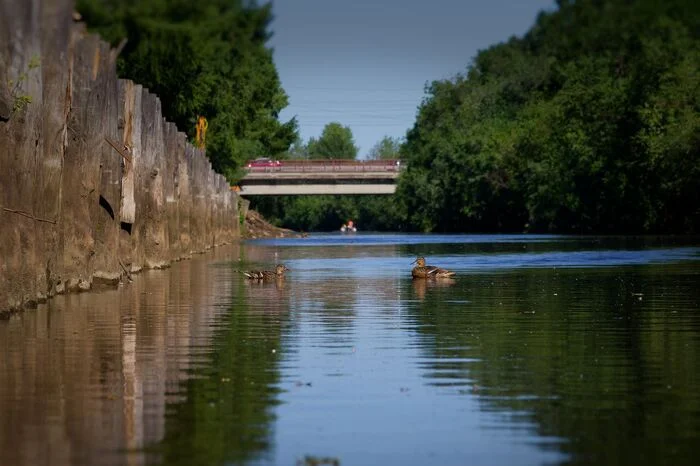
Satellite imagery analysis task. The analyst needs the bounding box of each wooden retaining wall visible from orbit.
[0,0,240,314]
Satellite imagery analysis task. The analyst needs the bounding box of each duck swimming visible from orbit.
[411,257,455,279]
[242,264,289,280]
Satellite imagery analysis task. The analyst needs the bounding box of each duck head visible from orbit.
[412,257,426,267]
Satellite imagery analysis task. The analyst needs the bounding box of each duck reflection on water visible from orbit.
[412,276,456,300]
[241,264,289,280]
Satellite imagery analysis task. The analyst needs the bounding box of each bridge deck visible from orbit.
[239,184,396,195]
[242,171,399,180]
[238,159,402,195]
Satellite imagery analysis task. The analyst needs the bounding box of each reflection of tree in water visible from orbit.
[293,278,358,344]
[408,265,700,465]
[243,277,290,310]
[154,282,290,466]
[402,236,700,262]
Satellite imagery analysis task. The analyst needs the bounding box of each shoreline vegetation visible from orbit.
[76,0,298,182]
[78,0,698,235]
[394,0,699,234]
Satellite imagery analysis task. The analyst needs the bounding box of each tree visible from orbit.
[247,0,700,235]
[396,0,700,234]
[283,136,309,159]
[368,136,403,160]
[76,0,298,182]
[307,122,358,159]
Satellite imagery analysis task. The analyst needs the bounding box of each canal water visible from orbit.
[1,234,700,466]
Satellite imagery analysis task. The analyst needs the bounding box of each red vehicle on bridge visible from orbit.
[246,157,281,170]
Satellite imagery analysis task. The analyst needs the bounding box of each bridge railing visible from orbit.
[246,159,403,173]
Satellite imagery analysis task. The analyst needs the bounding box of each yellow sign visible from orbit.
[195,116,208,149]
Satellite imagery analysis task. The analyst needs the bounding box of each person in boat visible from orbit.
[341,220,357,232]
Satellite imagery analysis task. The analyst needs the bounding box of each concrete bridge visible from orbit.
[237,159,402,195]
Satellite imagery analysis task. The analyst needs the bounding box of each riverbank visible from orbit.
[0,205,297,318]
[243,209,304,239]
[0,1,240,316]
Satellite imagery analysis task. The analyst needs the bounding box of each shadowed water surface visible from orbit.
[1,235,700,465]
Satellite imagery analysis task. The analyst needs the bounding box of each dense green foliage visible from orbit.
[76,0,297,181]
[80,0,699,233]
[251,194,401,232]
[284,136,310,159]
[397,0,700,233]
[253,0,698,234]
[306,122,359,159]
[368,136,403,160]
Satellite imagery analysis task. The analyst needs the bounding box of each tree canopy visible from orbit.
[253,0,699,234]
[80,0,700,234]
[368,136,402,160]
[76,0,298,181]
[396,0,700,233]
[284,136,309,159]
[307,122,358,160]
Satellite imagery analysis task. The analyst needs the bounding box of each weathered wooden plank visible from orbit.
[179,144,193,256]
[0,0,43,309]
[117,79,144,272]
[190,148,207,253]
[93,39,121,277]
[163,121,180,258]
[139,90,167,268]
[118,80,136,224]
[205,161,214,249]
[37,0,73,299]
[61,32,104,291]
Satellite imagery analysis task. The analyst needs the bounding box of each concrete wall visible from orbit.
[0,0,240,315]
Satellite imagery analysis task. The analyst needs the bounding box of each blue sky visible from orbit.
[269,0,556,158]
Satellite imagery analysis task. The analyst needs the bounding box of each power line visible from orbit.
[289,100,421,105]
[283,85,425,92]
[288,99,423,105]
[302,123,410,127]
[288,106,420,111]
[300,116,412,121]
[296,111,413,117]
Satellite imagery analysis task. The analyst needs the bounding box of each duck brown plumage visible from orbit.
[242,264,289,280]
[411,256,455,278]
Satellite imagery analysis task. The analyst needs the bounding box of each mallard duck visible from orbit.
[242,264,289,280]
[411,257,456,278]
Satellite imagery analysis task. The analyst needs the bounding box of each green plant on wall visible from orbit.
[6,55,40,113]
